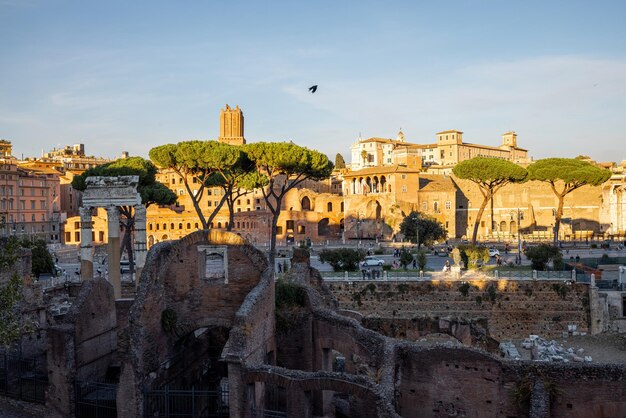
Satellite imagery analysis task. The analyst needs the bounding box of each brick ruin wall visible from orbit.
[395,345,626,418]
[326,280,591,340]
[270,269,626,418]
[117,230,270,418]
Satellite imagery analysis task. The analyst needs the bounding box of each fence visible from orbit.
[250,408,287,418]
[39,275,81,291]
[143,386,229,418]
[0,351,47,404]
[320,269,588,283]
[75,380,118,418]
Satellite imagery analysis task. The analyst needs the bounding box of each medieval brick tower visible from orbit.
[218,104,245,145]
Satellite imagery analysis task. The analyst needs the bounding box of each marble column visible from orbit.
[133,205,147,285]
[79,206,93,281]
[107,206,121,299]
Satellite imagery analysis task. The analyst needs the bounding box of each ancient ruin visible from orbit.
[1,229,626,417]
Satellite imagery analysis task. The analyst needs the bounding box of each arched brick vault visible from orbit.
[117,229,271,416]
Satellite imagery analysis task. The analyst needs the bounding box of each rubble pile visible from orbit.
[522,334,592,363]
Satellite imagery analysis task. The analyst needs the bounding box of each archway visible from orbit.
[301,196,311,211]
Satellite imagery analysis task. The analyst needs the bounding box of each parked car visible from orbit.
[361,256,385,267]
[488,248,500,257]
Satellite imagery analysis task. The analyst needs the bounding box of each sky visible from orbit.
[2,0,626,163]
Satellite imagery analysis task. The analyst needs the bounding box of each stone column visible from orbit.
[133,205,147,285]
[107,206,121,299]
[79,206,93,281]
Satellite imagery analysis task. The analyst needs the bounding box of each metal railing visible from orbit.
[143,386,229,418]
[250,407,287,418]
[0,351,47,404]
[320,269,589,283]
[75,380,118,418]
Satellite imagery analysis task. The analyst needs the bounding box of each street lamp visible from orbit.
[510,209,524,264]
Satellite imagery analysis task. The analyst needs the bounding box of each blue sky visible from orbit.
[2,0,626,163]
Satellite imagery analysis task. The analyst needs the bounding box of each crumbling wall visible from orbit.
[46,278,117,417]
[327,280,591,339]
[118,230,269,418]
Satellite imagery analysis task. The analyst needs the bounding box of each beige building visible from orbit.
[349,129,529,173]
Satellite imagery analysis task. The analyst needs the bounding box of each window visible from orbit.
[327,202,333,212]
[422,202,428,211]
[402,185,407,193]
[41,200,46,209]
[401,174,407,179]
[433,202,439,213]
[297,225,306,234]
[445,201,451,210]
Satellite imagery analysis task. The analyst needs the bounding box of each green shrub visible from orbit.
[276,279,307,308]
[161,308,178,333]
[458,282,471,297]
[318,248,365,271]
[551,283,568,300]
[486,284,497,304]
[399,248,413,269]
[417,250,427,271]
[524,244,563,271]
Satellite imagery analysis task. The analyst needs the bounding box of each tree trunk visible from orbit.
[472,195,490,244]
[268,204,280,272]
[226,199,234,231]
[554,194,565,245]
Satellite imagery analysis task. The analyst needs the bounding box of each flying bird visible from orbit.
[309,85,318,93]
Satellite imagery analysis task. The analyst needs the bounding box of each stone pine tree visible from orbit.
[452,157,527,244]
[149,141,247,230]
[244,142,334,266]
[72,157,177,271]
[207,163,267,232]
[334,153,346,170]
[399,211,446,249]
[527,158,611,243]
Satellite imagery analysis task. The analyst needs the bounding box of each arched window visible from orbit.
[186,223,191,229]
[178,223,183,230]
[340,202,344,212]
[148,224,153,231]
[162,223,166,230]
[237,222,240,228]
[195,222,199,229]
[327,202,333,212]
[217,222,222,229]
[301,196,311,211]
[170,223,175,230]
